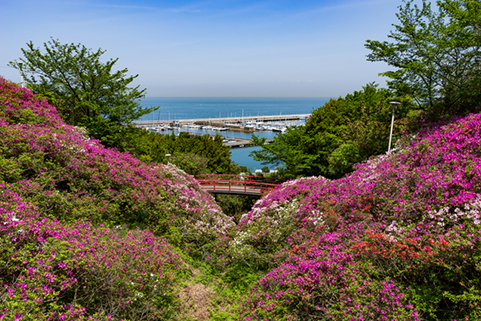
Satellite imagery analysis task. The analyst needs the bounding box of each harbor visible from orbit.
[133,113,310,128]
[132,113,308,149]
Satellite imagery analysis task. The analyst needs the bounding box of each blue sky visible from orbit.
[1,0,402,97]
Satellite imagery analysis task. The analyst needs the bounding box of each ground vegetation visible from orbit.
[2,73,481,319]
[0,78,237,320]
[236,111,481,320]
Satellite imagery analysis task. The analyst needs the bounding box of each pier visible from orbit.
[133,114,310,127]
[132,113,306,148]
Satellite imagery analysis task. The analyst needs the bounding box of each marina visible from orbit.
[133,97,324,170]
[132,114,306,150]
[133,113,310,128]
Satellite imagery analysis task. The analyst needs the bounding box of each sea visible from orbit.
[138,97,331,171]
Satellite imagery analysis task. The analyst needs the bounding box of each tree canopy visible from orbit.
[123,128,240,174]
[251,83,411,179]
[9,38,158,147]
[365,0,481,114]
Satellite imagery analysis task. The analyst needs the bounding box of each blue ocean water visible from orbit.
[138,97,331,170]
[139,97,330,121]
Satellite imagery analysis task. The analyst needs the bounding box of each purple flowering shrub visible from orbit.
[224,177,330,268]
[4,76,481,319]
[0,78,237,318]
[237,113,481,320]
[0,77,235,255]
[1,185,183,320]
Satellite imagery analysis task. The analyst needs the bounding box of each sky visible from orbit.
[1,0,402,97]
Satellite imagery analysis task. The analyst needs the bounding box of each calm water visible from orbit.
[230,146,272,172]
[139,97,331,169]
[139,97,330,121]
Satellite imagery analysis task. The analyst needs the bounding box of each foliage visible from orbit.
[4,75,481,319]
[0,77,241,319]
[214,194,257,223]
[327,143,360,178]
[236,112,481,320]
[365,0,481,115]
[169,152,209,175]
[0,190,183,320]
[8,38,158,148]
[251,83,410,179]
[0,77,235,256]
[122,127,239,174]
[251,126,310,179]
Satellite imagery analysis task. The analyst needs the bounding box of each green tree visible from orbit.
[251,83,408,179]
[170,132,239,174]
[250,125,315,179]
[169,153,209,175]
[9,38,158,147]
[365,0,481,114]
[122,127,239,174]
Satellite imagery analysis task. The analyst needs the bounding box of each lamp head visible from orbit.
[389,101,401,108]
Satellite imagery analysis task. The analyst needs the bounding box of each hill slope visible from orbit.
[3,77,481,320]
[234,113,481,320]
[0,78,234,319]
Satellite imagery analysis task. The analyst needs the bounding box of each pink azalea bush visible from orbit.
[0,78,235,318]
[0,77,234,254]
[4,76,481,320]
[1,187,182,320]
[237,113,481,320]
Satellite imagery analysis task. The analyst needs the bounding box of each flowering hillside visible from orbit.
[3,76,481,320]
[236,113,481,320]
[0,78,235,319]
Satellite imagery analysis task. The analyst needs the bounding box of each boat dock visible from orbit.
[132,114,305,148]
[171,132,272,148]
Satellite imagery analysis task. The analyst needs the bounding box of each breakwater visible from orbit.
[133,113,310,127]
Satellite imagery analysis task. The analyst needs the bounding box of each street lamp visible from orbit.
[388,101,401,153]
[18,62,24,87]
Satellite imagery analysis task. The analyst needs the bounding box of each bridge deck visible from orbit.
[200,184,266,196]
[195,174,284,197]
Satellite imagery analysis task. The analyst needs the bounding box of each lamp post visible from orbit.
[388,101,401,153]
[18,62,24,87]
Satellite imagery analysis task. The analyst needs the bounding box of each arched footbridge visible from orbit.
[194,174,284,197]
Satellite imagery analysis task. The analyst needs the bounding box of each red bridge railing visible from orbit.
[194,174,284,196]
